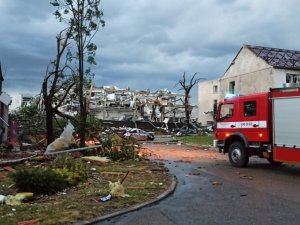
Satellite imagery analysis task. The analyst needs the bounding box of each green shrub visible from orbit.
[53,168,83,186]
[10,156,89,195]
[10,167,67,195]
[52,155,88,185]
[100,134,139,161]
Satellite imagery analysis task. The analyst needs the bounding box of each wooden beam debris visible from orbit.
[43,144,102,155]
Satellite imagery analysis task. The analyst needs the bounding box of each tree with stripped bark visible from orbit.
[176,72,204,125]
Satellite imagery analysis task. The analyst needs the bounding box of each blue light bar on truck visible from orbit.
[224,93,241,99]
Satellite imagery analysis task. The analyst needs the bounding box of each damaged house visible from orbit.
[198,44,300,125]
[59,85,196,123]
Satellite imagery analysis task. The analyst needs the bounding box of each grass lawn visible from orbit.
[0,158,172,225]
[176,135,214,146]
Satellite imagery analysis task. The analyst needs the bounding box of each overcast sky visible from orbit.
[1,0,300,108]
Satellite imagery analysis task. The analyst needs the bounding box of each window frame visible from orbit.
[244,101,256,117]
[213,85,218,93]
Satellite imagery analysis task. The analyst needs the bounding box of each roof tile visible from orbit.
[246,45,300,69]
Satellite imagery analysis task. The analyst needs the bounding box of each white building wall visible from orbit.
[272,69,300,87]
[198,79,220,126]
[219,67,273,99]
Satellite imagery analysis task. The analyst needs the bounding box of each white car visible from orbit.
[123,128,155,141]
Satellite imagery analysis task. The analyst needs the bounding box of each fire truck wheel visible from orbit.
[228,141,249,167]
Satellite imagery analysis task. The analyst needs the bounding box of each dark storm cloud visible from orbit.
[2,0,300,107]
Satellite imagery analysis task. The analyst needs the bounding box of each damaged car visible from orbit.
[123,128,155,141]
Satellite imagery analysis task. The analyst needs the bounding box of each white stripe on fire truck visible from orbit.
[217,121,267,129]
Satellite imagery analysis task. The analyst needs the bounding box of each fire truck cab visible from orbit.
[215,87,300,167]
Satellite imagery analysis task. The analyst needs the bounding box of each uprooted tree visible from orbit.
[176,72,204,125]
[50,0,105,147]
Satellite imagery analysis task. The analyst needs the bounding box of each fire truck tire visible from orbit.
[228,141,249,167]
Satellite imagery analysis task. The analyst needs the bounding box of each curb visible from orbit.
[77,175,177,225]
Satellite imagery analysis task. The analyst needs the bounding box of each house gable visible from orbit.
[223,46,271,79]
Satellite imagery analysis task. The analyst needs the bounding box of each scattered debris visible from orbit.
[99,171,130,200]
[45,137,72,153]
[82,156,111,163]
[149,167,167,173]
[236,172,253,180]
[0,195,5,204]
[0,147,172,224]
[8,184,15,189]
[239,174,253,180]
[174,159,192,163]
[120,171,129,184]
[212,181,222,186]
[0,154,38,167]
[17,218,40,225]
[98,193,112,202]
[189,171,201,176]
[109,181,130,197]
[4,192,34,206]
[45,121,75,154]
[2,166,16,172]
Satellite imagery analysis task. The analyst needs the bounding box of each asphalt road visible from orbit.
[94,143,300,225]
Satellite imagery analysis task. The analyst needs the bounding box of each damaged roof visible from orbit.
[246,44,300,69]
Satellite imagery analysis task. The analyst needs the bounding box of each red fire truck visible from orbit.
[214,86,300,167]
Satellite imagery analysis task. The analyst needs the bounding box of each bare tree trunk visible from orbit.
[176,72,203,126]
[77,0,86,147]
[43,76,54,144]
[45,106,54,144]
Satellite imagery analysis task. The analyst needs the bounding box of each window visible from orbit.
[244,101,256,117]
[206,121,214,125]
[286,73,300,83]
[229,81,235,94]
[213,85,218,93]
[218,103,234,121]
[213,99,218,119]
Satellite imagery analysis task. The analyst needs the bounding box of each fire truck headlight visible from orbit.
[259,133,263,137]
[226,133,230,137]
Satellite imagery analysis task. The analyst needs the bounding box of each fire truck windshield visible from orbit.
[218,103,234,121]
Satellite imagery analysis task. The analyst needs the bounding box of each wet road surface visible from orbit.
[94,143,300,225]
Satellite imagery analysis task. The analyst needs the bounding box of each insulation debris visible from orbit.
[82,156,111,163]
